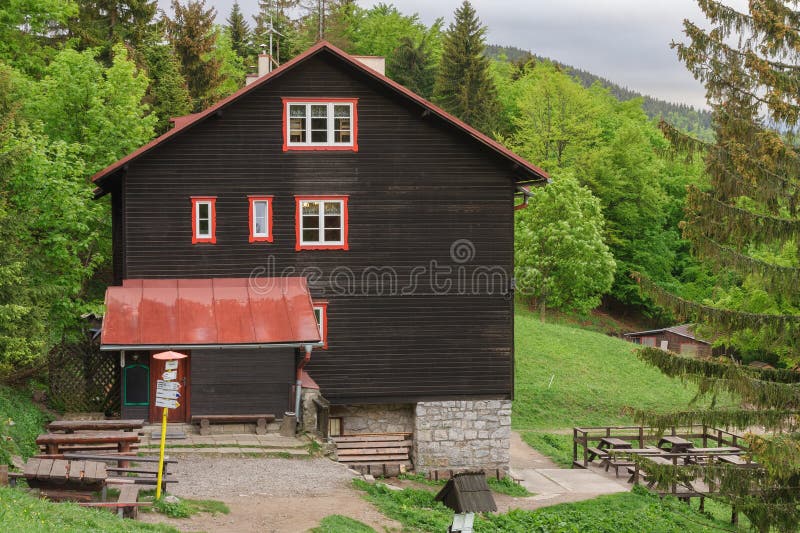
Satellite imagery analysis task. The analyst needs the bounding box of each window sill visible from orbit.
[283,145,358,152]
[296,244,348,251]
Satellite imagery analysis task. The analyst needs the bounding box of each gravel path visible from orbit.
[168,456,357,499]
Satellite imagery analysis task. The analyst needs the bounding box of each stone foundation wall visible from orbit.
[330,404,414,434]
[413,399,511,475]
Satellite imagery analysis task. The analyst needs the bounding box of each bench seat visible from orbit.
[191,414,276,435]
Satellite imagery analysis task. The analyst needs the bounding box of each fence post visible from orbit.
[573,428,578,467]
[702,424,708,447]
[639,426,644,449]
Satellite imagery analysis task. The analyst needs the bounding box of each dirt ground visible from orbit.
[137,455,401,532]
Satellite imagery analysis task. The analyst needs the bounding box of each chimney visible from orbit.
[352,55,385,76]
[246,52,272,85]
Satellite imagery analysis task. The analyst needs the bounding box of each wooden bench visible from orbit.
[333,433,413,476]
[586,447,608,462]
[10,458,107,496]
[191,414,276,435]
[66,453,178,492]
[48,419,144,434]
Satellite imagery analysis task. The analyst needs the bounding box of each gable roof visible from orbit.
[434,472,497,513]
[624,324,710,344]
[91,41,549,196]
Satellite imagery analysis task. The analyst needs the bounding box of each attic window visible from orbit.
[283,98,358,151]
[192,196,217,244]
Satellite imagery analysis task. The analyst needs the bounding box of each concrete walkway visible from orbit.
[509,431,629,508]
[138,423,311,456]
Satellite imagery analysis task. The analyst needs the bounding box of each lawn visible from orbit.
[0,487,177,532]
[513,306,735,431]
[0,385,50,466]
[353,480,742,532]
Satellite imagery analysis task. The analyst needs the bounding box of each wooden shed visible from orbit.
[624,324,711,357]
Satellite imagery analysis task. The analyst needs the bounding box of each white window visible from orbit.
[248,196,273,243]
[296,197,348,249]
[286,101,355,148]
[313,303,328,348]
[191,197,216,244]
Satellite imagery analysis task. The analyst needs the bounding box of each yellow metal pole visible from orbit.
[155,406,168,499]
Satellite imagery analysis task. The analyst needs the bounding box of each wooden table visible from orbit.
[599,437,632,450]
[657,436,693,453]
[37,432,140,468]
[19,458,107,492]
[48,419,144,433]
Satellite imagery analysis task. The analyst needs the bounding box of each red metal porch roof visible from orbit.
[100,278,321,349]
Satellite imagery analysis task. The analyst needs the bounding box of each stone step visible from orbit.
[163,447,310,457]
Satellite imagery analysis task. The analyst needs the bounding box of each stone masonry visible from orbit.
[413,399,511,475]
[329,404,414,434]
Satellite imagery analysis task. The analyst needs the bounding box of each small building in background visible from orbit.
[624,324,712,357]
[435,472,497,533]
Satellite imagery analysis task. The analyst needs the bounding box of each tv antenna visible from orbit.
[259,1,285,72]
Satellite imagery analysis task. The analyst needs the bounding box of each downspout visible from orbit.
[294,345,313,426]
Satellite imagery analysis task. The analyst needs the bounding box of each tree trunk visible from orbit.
[539,299,546,322]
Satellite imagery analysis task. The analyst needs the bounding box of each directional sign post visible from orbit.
[151,350,187,500]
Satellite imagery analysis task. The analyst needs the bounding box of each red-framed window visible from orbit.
[313,301,328,349]
[282,98,358,152]
[295,195,349,251]
[248,196,274,243]
[191,196,217,244]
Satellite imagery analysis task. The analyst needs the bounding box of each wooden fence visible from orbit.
[48,340,119,415]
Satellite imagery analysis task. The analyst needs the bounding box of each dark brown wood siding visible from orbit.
[190,348,294,415]
[117,52,515,404]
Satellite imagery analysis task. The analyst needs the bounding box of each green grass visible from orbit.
[312,515,377,533]
[486,476,531,497]
[137,490,229,518]
[513,307,736,430]
[0,487,177,532]
[353,480,743,532]
[0,385,50,466]
[520,432,574,467]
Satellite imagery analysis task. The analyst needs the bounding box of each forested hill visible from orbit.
[486,44,714,140]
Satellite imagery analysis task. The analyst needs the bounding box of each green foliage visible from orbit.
[67,1,158,61]
[164,0,222,111]
[353,478,738,532]
[209,26,246,100]
[0,486,176,532]
[253,1,302,65]
[312,515,377,533]
[515,175,615,318]
[432,1,500,134]
[141,41,193,133]
[0,0,77,76]
[0,385,49,466]
[486,476,531,497]
[512,305,737,430]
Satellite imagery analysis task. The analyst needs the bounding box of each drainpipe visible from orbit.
[514,185,534,211]
[294,345,313,427]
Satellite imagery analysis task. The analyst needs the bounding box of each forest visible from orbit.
[0,0,794,374]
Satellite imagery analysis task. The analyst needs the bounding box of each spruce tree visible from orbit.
[637,2,800,530]
[69,1,158,61]
[432,1,501,135]
[142,41,193,133]
[163,0,222,111]
[226,1,251,60]
[388,36,436,98]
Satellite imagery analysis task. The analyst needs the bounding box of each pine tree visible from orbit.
[163,0,222,111]
[388,36,436,98]
[637,2,800,530]
[432,1,501,134]
[142,41,193,133]
[226,1,251,60]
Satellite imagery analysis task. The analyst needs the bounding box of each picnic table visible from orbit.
[657,435,693,453]
[36,431,140,456]
[48,419,144,434]
[10,458,107,493]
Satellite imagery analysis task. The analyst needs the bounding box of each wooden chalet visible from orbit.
[90,41,549,474]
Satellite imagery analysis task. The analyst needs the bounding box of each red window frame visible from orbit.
[282,98,359,152]
[248,196,274,243]
[191,196,217,244]
[313,301,328,349]
[295,195,349,251]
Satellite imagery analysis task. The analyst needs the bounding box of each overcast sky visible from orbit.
[158,0,751,109]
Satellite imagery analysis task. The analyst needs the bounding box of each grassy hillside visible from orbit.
[513,308,731,431]
[0,385,49,465]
